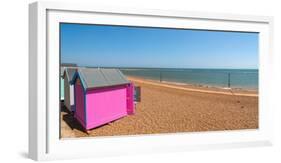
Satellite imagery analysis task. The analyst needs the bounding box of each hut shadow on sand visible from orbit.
[61,105,118,134]
[61,106,85,133]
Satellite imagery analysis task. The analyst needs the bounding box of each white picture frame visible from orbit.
[29,1,274,161]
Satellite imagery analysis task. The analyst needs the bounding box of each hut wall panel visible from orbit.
[74,81,86,128]
[69,84,75,111]
[60,77,64,100]
[86,85,127,129]
[126,83,135,115]
[64,77,71,111]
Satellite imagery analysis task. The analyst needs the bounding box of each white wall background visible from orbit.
[0,0,280,162]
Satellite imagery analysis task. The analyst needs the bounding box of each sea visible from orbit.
[120,68,258,90]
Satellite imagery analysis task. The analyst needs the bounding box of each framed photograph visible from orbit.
[29,1,274,161]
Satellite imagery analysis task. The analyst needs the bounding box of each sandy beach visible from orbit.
[60,76,258,138]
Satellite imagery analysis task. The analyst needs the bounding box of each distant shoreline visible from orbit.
[69,65,258,70]
[127,76,258,97]
[121,68,258,91]
[60,66,258,91]
[119,67,258,71]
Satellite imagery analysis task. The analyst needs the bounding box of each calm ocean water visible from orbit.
[121,68,258,90]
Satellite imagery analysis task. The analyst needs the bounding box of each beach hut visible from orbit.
[60,67,65,101]
[63,68,77,112]
[71,68,135,131]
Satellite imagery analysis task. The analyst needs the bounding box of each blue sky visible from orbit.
[60,23,259,69]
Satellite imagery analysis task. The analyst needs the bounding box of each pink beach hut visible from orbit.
[71,68,135,131]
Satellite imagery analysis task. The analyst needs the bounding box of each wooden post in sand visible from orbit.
[228,73,231,88]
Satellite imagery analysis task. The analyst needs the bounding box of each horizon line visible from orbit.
[61,64,258,70]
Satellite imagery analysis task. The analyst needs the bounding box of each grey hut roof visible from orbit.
[74,68,130,89]
[64,68,77,82]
